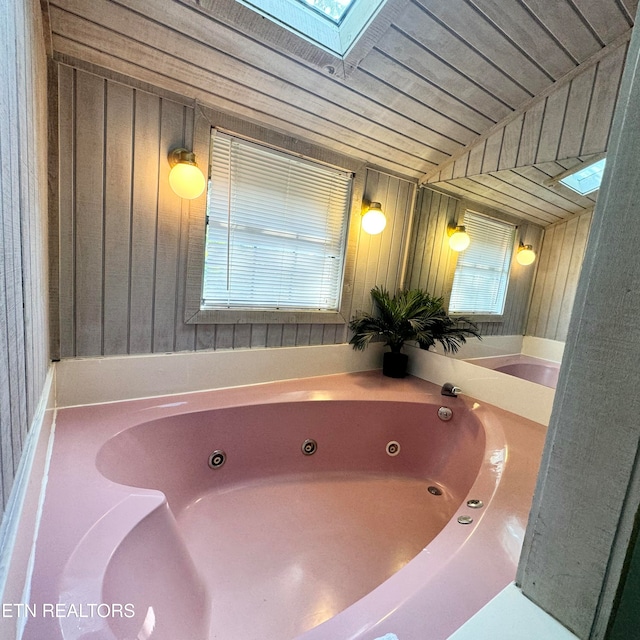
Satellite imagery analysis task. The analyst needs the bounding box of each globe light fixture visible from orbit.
[168,148,206,199]
[361,201,387,235]
[516,244,536,266]
[448,225,471,252]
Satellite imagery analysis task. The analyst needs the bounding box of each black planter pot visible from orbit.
[382,352,409,378]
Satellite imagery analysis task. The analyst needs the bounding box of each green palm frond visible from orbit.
[349,286,481,354]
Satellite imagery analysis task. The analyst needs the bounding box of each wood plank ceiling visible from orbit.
[48,0,637,225]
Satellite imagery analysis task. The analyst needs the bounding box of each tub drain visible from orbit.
[302,439,317,455]
[427,486,443,496]
[208,449,226,469]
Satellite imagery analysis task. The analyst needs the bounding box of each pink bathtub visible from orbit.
[467,354,561,388]
[25,371,544,640]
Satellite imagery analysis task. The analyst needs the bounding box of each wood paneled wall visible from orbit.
[518,18,640,635]
[405,187,543,337]
[526,211,593,342]
[425,37,629,183]
[55,64,416,357]
[0,0,50,512]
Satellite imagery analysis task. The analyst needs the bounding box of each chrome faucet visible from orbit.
[441,382,461,397]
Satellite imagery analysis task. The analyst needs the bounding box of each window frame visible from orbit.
[446,203,519,323]
[190,0,405,79]
[235,0,387,58]
[184,106,365,326]
[557,155,606,196]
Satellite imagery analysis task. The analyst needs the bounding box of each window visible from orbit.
[448,211,516,316]
[202,130,353,313]
[559,157,606,196]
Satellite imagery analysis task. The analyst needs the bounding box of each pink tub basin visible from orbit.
[495,362,560,388]
[24,372,544,640]
[468,354,561,388]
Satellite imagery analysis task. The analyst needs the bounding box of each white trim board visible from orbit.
[447,584,579,640]
[406,345,555,425]
[522,336,565,363]
[55,343,385,407]
[0,367,56,640]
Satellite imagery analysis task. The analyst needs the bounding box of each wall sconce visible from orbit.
[361,201,387,235]
[516,243,536,266]
[168,148,206,199]
[448,224,470,252]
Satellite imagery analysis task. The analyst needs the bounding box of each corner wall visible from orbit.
[0,0,50,513]
[526,211,593,342]
[53,64,417,358]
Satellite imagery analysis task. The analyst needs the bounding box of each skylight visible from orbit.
[297,0,355,23]
[237,0,387,57]
[559,158,607,196]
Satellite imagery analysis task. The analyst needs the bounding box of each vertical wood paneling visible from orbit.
[74,71,105,356]
[349,169,416,316]
[103,81,133,355]
[481,129,504,174]
[423,38,628,186]
[173,114,197,352]
[498,114,524,170]
[516,100,545,167]
[453,154,469,179]
[466,141,485,177]
[57,65,75,358]
[543,218,577,337]
[48,59,60,363]
[4,0,28,478]
[535,85,570,164]
[526,211,593,341]
[525,225,554,336]
[129,91,160,354]
[582,44,628,154]
[0,0,19,506]
[555,212,592,338]
[153,100,185,352]
[0,0,49,513]
[233,324,251,349]
[56,67,417,356]
[557,66,597,160]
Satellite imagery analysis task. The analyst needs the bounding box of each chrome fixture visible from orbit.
[301,439,318,455]
[208,449,226,469]
[437,406,453,421]
[466,499,484,509]
[428,485,443,496]
[457,515,474,525]
[441,382,461,397]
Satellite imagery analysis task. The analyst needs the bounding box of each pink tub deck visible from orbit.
[25,372,544,640]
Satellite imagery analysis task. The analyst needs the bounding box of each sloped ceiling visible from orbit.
[47,0,637,225]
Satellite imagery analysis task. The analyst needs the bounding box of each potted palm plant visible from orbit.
[349,286,481,378]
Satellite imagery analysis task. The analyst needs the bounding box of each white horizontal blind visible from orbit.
[202,130,353,311]
[449,211,515,315]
